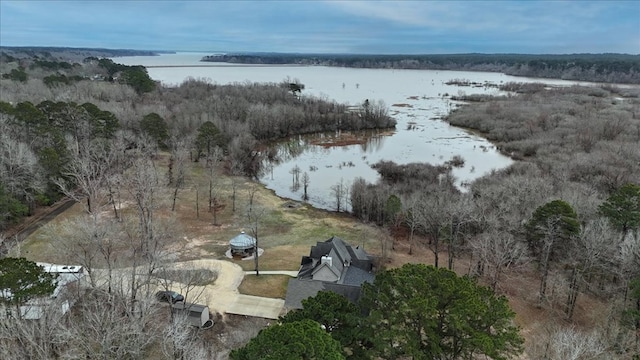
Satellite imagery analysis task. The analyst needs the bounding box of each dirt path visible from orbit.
[172,259,245,313]
[89,259,288,319]
[0,197,76,256]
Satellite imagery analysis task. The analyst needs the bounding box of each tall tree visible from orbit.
[230,319,345,360]
[599,183,640,241]
[55,141,113,214]
[169,142,189,212]
[525,200,580,304]
[140,113,169,149]
[246,205,266,276]
[0,134,45,214]
[360,264,523,360]
[384,194,402,229]
[565,219,617,319]
[280,291,365,355]
[205,148,223,223]
[330,178,348,212]
[469,230,529,292]
[194,121,223,160]
[623,277,640,351]
[80,102,120,139]
[302,171,310,201]
[418,188,450,268]
[119,66,156,94]
[402,194,423,255]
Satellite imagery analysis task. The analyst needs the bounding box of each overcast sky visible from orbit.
[1,0,638,54]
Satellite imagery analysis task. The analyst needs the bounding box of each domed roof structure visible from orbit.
[229,231,256,250]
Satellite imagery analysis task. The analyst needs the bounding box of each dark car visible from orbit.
[155,290,184,304]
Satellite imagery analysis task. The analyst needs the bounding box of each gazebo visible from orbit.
[229,231,257,258]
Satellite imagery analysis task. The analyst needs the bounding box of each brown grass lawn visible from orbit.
[238,274,290,299]
[15,153,387,270]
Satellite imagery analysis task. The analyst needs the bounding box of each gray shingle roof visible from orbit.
[229,232,256,249]
[341,266,375,286]
[285,237,376,309]
[284,278,326,309]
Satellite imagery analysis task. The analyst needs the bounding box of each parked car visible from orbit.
[155,290,184,304]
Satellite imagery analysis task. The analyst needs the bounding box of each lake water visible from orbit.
[115,53,591,210]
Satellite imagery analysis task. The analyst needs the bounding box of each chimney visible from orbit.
[321,255,332,267]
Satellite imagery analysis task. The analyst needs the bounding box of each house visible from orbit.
[284,236,375,310]
[0,263,85,320]
[171,302,212,328]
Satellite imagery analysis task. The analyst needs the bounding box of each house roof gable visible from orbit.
[311,261,341,280]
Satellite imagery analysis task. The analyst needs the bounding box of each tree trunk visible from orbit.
[254,236,259,276]
[212,202,218,226]
[172,187,178,211]
[208,180,213,212]
[408,226,414,255]
[195,186,199,219]
[448,241,454,271]
[232,182,237,213]
[107,183,119,220]
[432,234,439,268]
[492,264,501,292]
[538,243,552,305]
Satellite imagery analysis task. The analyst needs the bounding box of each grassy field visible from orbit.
[238,274,291,299]
[14,152,388,287]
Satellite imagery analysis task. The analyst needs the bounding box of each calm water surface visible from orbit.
[116,53,591,210]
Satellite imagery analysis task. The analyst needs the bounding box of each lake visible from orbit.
[115,53,591,210]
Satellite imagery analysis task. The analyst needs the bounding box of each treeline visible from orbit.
[0,54,158,94]
[202,53,640,84]
[0,100,120,225]
[348,84,640,356]
[0,46,165,63]
[0,57,394,230]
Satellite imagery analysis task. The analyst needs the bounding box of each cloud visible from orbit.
[1,0,638,54]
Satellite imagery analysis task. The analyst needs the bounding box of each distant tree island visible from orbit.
[202,53,640,84]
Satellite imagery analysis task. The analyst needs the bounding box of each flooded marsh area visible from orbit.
[117,53,596,210]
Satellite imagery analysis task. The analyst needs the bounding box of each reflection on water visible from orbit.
[116,53,601,211]
[269,129,391,165]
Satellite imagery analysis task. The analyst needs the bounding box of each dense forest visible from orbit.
[203,53,640,84]
[0,55,394,232]
[1,49,640,358]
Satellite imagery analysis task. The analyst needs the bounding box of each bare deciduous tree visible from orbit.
[67,292,161,359]
[55,141,113,214]
[401,194,422,255]
[0,300,71,359]
[0,133,45,214]
[469,230,529,291]
[301,171,310,200]
[529,325,607,360]
[170,143,189,212]
[330,178,348,212]
[417,188,449,268]
[564,218,618,319]
[51,214,120,292]
[246,205,266,276]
